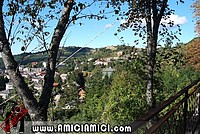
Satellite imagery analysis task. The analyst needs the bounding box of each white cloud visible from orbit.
[120,14,187,27]
[161,14,188,25]
[120,19,127,24]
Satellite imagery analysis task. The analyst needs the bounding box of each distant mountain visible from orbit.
[0,46,93,69]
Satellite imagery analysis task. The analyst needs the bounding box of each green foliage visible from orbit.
[70,70,111,122]
[100,68,147,125]
[70,59,148,125]
[154,45,200,104]
[1,28,199,125]
[155,65,200,105]
[52,84,80,121]
[59,43,200,125]
[50,70,86,121]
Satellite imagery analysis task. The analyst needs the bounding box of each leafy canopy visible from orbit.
[191,0,200,36]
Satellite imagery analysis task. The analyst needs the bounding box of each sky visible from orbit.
[63,0,197,48]
[5,0,198,54]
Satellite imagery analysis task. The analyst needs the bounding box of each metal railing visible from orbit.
[129,78,200,134]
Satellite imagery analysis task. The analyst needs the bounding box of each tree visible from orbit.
[70,69,111,122]
[184,37,200,70]
[192,0,200,35]
[0,0,75,121]
[107,0,183,109]
[0,0,105,121]
[100,61,147,125]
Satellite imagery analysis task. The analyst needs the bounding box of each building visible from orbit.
[0,82,13,99]
[94,60,109,66]
[102,67,115,78]
[34,84,43,91]
[0,90,10,99]
[60,74,68,83]
[106,46,117,50]
[6,82,13,91]
[79,89,86,102]
[117,51,124,57]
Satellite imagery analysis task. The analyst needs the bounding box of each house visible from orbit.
[32,77,42,84]
[6,82,13,91]
[53,83,60,87]
[94,60,109,66]
[21,72,30,78]
[37,71,46,78]
[106,46,117,50]
[117,51,124,57]
[112,57,119,60]
[30,68,43,73]
[34,84,43,91]
[87,58,93,62]
[60,74,68,83]
[54,94,61,107]
[79,89,86,102]
[19,65,25,72]
[0,80,13,99]
[42,62,47,68]
[22,67,31,74]
[0,90,10,99]
[102,67,115,78]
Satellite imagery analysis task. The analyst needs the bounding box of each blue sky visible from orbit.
[63,0,197,48]
[7,0,198,54]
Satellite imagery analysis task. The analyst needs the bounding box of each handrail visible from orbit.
[128,78,200,133]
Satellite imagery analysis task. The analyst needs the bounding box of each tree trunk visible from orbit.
[146,37,156,109]
[145,0,157,109]
[145,0,167,109]
[38,0,74,120]
[0,0,74,121]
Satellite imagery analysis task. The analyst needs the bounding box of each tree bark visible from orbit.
[145,0,168,109]
[146,0,155,109]
[0,0,74,121]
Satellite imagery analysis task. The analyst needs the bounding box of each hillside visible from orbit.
[0,46,93,69]
[0,38,198,69]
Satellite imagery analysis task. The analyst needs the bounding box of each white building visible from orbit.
[0,82,13,99]
[0,90,10,99]
[6,82,13,91]
[43,62,47,68]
